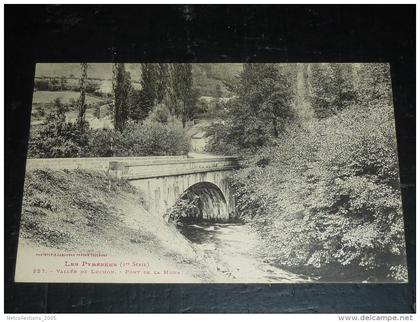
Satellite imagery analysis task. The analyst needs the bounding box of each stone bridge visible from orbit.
[26,154,240,222]
[109,155,239,221]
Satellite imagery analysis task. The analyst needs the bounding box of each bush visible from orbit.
[120,118,190,156]
[28,111,89,158]
[309,64,357,119]
[84,128,121,157]
[36,106,46,118]
[164,193,202,224]
[34,79,51,91]
[85,81,100,94]
[85,118,190,157]
[93,104,101,118]
[33,78,63,91]
[148,103,171,124]
[52,98,70,114]
[231,102,406,281]
[205,121,242,155]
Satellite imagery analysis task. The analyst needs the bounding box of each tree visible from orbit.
[112,63,132,131]
[293,63,314,122]
[60,76,67,91]
[309,63,356,118]
[148,103,171,124]
[137,63,173,121]
[221,64,294,149]
[138,63,197,126]
[164,63,179,115]
[53,98,68,115]
[136,63,172,120]
[140,63,159,114]
[156,63,170,103]
[215,84,223,99]
[261,88,295,138]
[128,88,149,122]
[355,63,392,104]
[330,64,356,110]
[93,104,101,119]
[173,63,196,127]
[77,63,88,129]
[29,100,89,158]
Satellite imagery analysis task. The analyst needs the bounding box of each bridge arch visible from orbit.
[24,155,239,221]
[105,155,239,221]
[166,181,229,223]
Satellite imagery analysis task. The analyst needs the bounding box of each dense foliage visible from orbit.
[28,99,90,158]
[225,64,406,281]
[29,63,196,158]
[309,63,357,118]
[77,63,89,127]
[206,64,295,154]
[231,103,406,281]
[137,63,198,128]
[34,77,100,93]
[86,119,190,157]
[28,111,190,158]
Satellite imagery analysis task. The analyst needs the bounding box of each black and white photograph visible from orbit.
[14,62,407,283]
[5,3,415,315]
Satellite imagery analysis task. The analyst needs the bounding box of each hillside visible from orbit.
[192,63,242,97]
[35,63,142,80]
[34,63,243,97]
[19,169,221,282]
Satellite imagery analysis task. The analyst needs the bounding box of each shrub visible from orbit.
[92,103,101,119]
[231,102,406,281]
[34,79,51,91]
[28,111,89,158]
[36,106,46,118]
[309,64,357,119]
[205,121,241,155]
[69,97,77,107]
[85,81,100,94]
[164,193,202,224]
[52,98,69,114]
[85,118,190,157]
[148,103,171,124]
[120,118,190,156]
[84,128,122,157]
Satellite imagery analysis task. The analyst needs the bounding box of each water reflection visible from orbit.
[177,222,239,244]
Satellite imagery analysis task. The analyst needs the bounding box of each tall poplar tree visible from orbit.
[112,63,131,131]
[139,63,172,117]
[77,63,88,129]
[173,63,196,127]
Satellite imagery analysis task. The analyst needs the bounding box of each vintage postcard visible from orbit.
[15,63,407,283]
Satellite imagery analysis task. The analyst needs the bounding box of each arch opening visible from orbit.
[165,182,229,224]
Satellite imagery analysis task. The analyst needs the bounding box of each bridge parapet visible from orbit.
[25,155,239,180]
[110,156,240,180]
[25,155,188,172]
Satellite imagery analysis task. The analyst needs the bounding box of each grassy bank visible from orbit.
[19,168,216,281]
